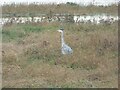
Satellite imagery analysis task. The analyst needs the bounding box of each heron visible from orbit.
[57,28,73,54]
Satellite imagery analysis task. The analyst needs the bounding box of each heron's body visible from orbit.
[62,44,73,54]
[58,29,73,54]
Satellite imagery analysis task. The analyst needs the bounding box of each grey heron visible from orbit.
[57,28,73,54]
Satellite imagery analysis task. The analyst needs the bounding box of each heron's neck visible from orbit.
[61,32,65,46]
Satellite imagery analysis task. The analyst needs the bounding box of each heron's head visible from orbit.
[57,28,64,33]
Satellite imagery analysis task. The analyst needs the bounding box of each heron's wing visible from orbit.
[62,44,73,54]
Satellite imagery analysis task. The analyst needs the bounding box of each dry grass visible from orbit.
[2,3,118,16]
[2,22,118,88]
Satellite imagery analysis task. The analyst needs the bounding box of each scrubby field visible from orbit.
[2,21,118,88]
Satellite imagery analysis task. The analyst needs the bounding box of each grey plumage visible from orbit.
[58,28,73,54]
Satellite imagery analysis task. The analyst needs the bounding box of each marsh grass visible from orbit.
[2,22,118,88]
[2,3,118,16]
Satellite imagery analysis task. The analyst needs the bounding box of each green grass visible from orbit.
[2,23,59,42]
